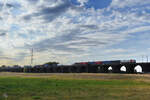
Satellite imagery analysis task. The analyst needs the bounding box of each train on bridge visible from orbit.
[0,59,150,74]
[74,59,136,66]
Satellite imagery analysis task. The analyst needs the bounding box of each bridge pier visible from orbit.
[112,65,121,73]
[142,66,149,73]
[99,65,109,73]
[88,65,98,73]
[125,65,135,73]
[138,63,150,73]
[70,66,78,73]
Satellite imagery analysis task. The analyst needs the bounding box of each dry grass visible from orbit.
[0,72,149,81]
[0,72,150,100]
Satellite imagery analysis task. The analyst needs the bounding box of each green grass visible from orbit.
[0,74,150,100]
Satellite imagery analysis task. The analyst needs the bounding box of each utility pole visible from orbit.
[31,48,33,66]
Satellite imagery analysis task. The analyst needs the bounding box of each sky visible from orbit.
[0,0,150,66]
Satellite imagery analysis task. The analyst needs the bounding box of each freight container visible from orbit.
[88,62,95,65]
[121,59,136,63]
[130,59,136,63]
[101,60,120,65]
[110,60,121,64]
[80,62,88,65]
[74,62,88,65]
[95,61,102,65]
[102,61,111,65]
[121,60,130,63]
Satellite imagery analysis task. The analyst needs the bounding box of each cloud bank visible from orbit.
[0,0,149,65]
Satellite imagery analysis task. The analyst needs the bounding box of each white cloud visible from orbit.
[104,49,127,53]
[110,0,150,8]
[77,0,88,6]
[0,0,149,65]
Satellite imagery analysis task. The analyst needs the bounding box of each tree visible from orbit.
[44,62,59,65]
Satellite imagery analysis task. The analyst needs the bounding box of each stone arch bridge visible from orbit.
[57,63,150,74]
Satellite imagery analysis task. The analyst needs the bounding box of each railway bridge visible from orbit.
[59,63,150,74]
[5,61,150,74]
[93,63,150,73]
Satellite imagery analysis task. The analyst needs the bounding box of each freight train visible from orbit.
[74,59,136,65]
[0,59,137,73]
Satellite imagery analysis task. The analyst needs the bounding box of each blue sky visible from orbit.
[0,0,150,65]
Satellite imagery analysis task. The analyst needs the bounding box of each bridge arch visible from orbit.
[134,65,142,73]
[108,66,112,73]
[120,65,135,73]
[97,66,102,73]
[111,65,122,73]
[120,66,126,73]
[97,65,109,73]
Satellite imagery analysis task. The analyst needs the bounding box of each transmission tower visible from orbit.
[31,48,33,66]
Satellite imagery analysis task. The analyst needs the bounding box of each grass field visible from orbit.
[0,73,150,100]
